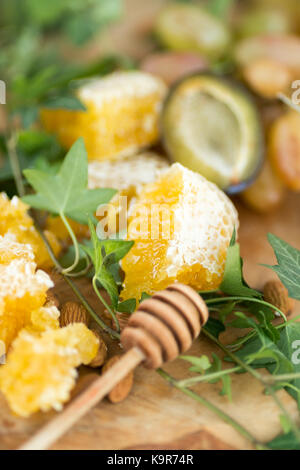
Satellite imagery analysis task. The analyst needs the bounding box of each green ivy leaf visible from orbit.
[265,233,300,300]
[220,237,261,298]
[22,138,116,224]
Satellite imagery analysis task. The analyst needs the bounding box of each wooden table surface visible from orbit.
[1,0,300,451]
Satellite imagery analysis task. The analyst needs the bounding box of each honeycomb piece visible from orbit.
[121,163,239,301]
[0,324,99,417]
[0,239,54,349]
[0,233,34,264]
[88,152,170,194]
[29,305,60,334]
[0,193,61,269]
[46,152,170,241]
[41,71,167,161]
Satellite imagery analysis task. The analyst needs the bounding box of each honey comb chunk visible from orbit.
[121,163,239,301]
[0,324,99,417]
[41,71,167,161]
[0,192,61,268]
[0,235,56,348]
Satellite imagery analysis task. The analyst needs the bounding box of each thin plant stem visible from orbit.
[7,132,25,197]
[157,368,269,450]
[66,261,92,278]
[177,366,241,387]
[33,219,64,271]
[205,296,287,322]
[33,217,120,339]
[60,212,80,274]
[202,329,300,443]
[92,276,120,333]
[64,275,120,340]
[226,315,300,352]
[178,367,300,389]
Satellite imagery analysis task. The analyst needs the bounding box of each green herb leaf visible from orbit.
[220,238,261,298]
[82,219,133,309]
[117,298,136,314]
[231,313,294,376]
[181,355,211,373]
[265,233,300,300]
[22,138,116,224]
[203,318,225,339]
[280,414,292,434]
[182,353,232,400]
[140,292,151,302]
[268,431,300,450]
[41,94,86,111]
[275,322,300,407]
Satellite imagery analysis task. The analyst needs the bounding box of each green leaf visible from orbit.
[265,233,300,300]
[268,431,300,450]
[23,138,116,224]
[203,318,225,339]
[183,353,232,400]
[83,219,133,309]
[208,0,235,18]
[218,301,236,324]
[232,314,294,376]
[117,298,136,314]
[42,94,86,111]
[140,292,151,302]
[280,415,292,434]
[276,322,300,407]
[59,243,91,274]
[220,239,261,298]
[181,355,211,373]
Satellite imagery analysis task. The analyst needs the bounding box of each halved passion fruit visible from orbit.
[161,73,264,193]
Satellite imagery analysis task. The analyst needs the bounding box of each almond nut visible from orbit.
[60,301,90,327]
[102,355,134,403]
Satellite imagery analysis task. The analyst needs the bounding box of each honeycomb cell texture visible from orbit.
[0,324,99,417]
[0,192,61,269]
[41,71,167,161]
[121,163,239,301]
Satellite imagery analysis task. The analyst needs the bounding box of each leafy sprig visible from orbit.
[265,233,300,301]
[82,219,133,331]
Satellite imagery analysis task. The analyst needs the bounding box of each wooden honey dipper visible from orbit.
[19,283,208,450]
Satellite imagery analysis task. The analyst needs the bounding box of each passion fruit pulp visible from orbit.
[161,73,264,194]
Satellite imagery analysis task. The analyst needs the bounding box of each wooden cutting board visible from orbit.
[0,195,299,451]
[1,0,300,451]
